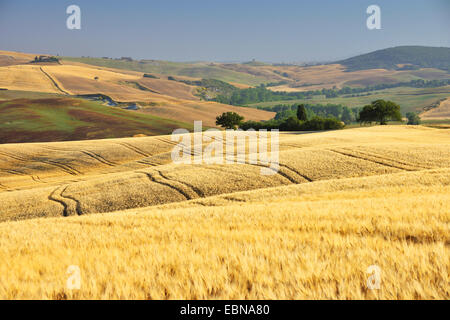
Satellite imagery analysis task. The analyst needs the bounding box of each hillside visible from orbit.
[0,51,274,130]
[421,97,450,120]
[62,49,450,92]
[0,97,194,143]
[336,46,450,72]
[62,57,269,86]
[248,86,450,114]
[0,126,448,299]
[1,125,449,220]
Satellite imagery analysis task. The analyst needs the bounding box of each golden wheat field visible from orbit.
[0,125,449,299]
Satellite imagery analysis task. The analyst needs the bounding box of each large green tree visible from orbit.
[216,112,244,130]
[358,100,402,125]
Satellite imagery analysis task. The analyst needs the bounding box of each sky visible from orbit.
[0,0,449,62]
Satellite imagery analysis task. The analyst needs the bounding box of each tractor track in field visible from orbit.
[208,136,311,182]
[155,137,179,147]
[327,149,414,171]
[0,168,46,184]
[279,163,314,182]
[116,142,151,157]
[60,187,83,215]
[40,146,117,167]
[139,170,199,200]
[341,148,432,170]
[48,185,83,216]
[157,170,205,197]
[281,143,306,150]
[0,151,30,162]
[221,156,310,184]
[48,186,70,217]
[31,175,46,184]
[39,159,81,175]
[137,159,160,167]
[156,137,203,157]
[0,168,25,176]
[81,150,117,167]
[0,150,81,175]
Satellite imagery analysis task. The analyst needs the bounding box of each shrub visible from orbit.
[299,117,345,131]
[406,112,421,125]
[279,116,302,131]
[143,74,159,79]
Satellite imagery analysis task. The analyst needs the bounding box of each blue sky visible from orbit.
[0,0,449,62]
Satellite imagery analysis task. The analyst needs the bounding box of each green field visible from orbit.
[0,97,194,144]
[62,57,268,86]
[248,86,450,114]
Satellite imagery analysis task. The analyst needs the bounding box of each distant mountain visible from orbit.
[336,46,450,72]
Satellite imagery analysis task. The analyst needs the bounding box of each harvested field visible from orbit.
[421,98,450,120]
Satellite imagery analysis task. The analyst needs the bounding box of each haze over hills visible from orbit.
[1,45,449,144]
[336,46,450,72]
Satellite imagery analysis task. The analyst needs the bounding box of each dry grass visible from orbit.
[0,125,449,299]
[0,65,61,93]
[0,50,37,67]
[421,98,450,120]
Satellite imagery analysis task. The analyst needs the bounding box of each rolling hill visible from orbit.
[336,46,450,72]
[0,97,194,143]
[62,56,269,86]
[62,47,450,92]
[421,97,450,120]
[1,47,449,143]
[0,125,448,299]
[0,51,275,133]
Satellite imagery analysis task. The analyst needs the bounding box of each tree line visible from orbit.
[216,100,412,132]
[209,79,450,106]
[259,103,357,124]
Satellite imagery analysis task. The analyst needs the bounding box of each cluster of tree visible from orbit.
[357,100,402,125]
[406,112,421,125]
[31,56,60,63]
[259,103,357,124]
[239,116,344,131]
[212,85,312,105]
[216,105,345,132]
[216,100,407,131]
[215,112,244,130]
[264,80,289,87]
